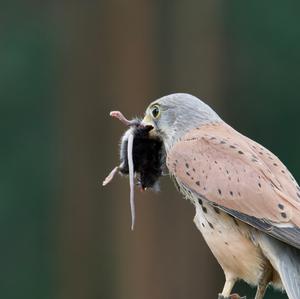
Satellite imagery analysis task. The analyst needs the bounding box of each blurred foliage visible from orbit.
[0,4,57,299]
[225,1,300,175]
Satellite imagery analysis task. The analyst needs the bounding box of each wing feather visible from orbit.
[167,122,300,248]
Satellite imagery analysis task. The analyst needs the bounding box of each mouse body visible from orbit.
[119,120,165,190]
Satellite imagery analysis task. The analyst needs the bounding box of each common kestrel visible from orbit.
[137,94,300,299]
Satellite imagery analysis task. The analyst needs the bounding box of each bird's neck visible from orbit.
[163,119,223,153]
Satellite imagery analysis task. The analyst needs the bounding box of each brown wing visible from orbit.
[167,122,300,249]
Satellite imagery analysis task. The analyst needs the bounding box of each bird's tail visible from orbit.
[258,233,300,299]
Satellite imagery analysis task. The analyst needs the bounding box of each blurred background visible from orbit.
[1,1,300,299]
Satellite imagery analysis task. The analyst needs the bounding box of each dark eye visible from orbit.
[151,105,160,119]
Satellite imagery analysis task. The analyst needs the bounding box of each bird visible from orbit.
[139,93,300,299]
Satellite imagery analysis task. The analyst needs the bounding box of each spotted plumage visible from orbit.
[140,93,300,299]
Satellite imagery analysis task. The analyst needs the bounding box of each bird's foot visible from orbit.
[218,294,246,299]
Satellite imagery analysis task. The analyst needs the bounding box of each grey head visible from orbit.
[142,93,222,151]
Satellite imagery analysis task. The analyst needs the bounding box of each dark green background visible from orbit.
[1,1,299,298]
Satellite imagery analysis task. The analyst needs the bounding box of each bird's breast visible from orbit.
[192,196,267,285]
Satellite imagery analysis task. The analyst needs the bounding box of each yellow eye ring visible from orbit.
[150,105,160,119]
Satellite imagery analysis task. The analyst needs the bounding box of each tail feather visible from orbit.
[258,233,300,299]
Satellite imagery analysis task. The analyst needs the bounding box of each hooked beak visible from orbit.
[141,113,153,125]
[142,114,160,137]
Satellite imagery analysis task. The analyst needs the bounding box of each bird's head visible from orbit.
[142,93,222,151]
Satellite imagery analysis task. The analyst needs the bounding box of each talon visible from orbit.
[218,294,246,299]
[229,294,246,299]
